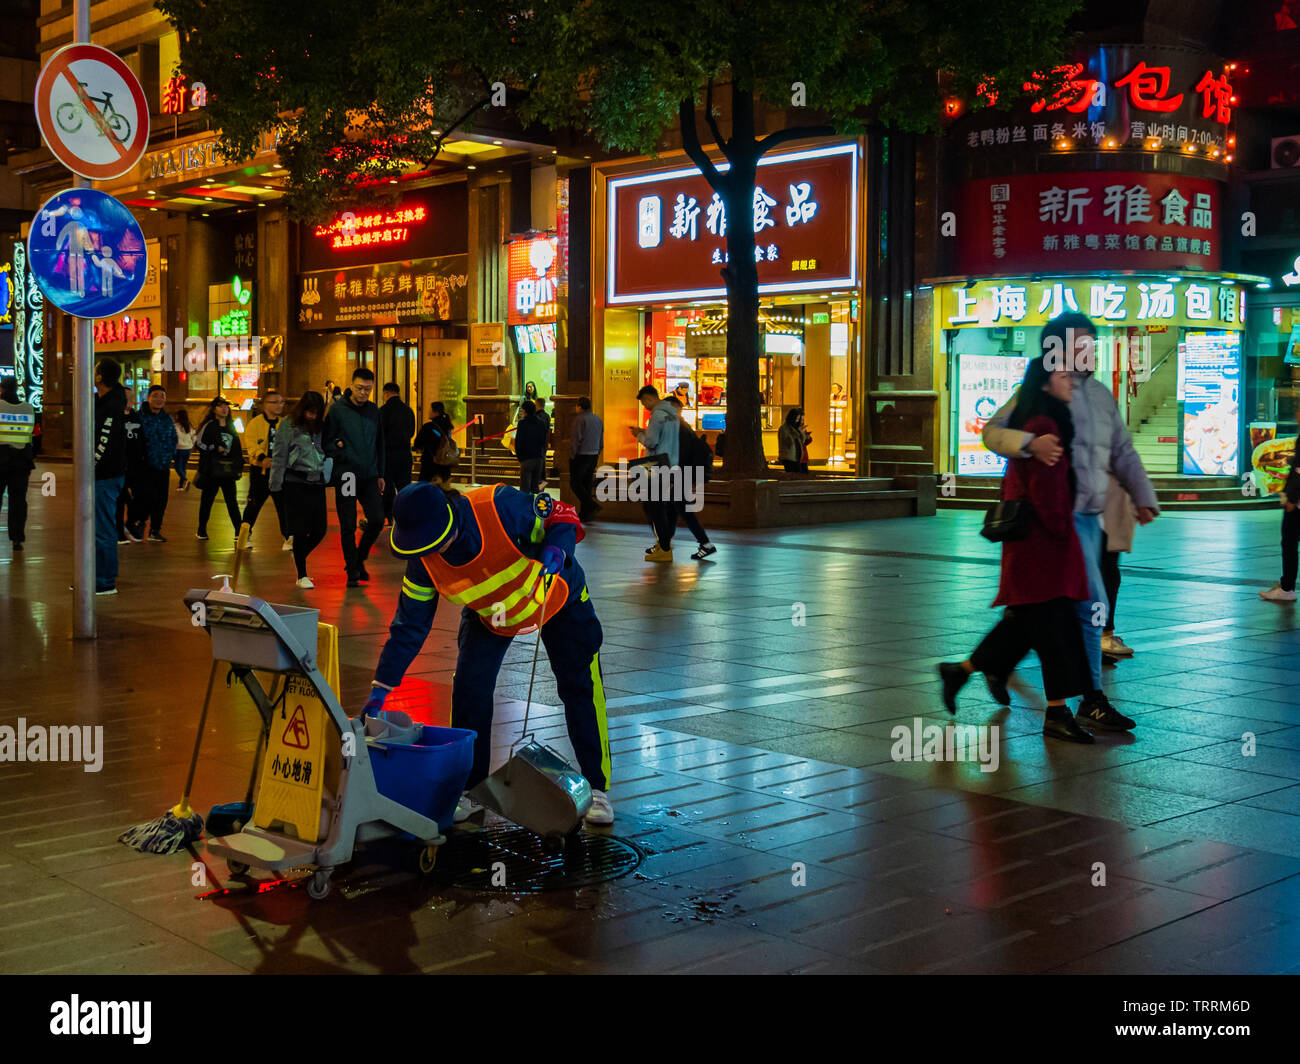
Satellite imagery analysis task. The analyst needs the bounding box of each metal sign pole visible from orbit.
[72,0,95,639]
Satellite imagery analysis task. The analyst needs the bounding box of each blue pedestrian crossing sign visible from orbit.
[27,187,146,319]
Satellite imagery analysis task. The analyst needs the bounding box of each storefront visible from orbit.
[592,141,864,467]
[935,275,1252,477]
[294,182,470,423]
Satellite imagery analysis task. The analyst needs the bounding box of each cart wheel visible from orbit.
[306,869,332,900]
[226,860,250,876]
[417,844,439,875]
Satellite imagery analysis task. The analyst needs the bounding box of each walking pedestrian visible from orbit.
[92,358,127,594]
[1101,475,1138,656]
[194,396,245,542]
[668,396,716,559]
[778,408,812,473]
[173,408,194,490]
[514,399,547,492]
[379,382,416,524]
[981,312,1157,731]
[0,376,37,552]
[271,391,330,589]
[415,401,456,484]
[125,385,177,542]
[117,390,141,544]
[569,396,603,521]
[240,390,290,549]
[937,348,1096,743]
[628,384,680,563]
[323,367,386,587]
[1259,434,1300,603]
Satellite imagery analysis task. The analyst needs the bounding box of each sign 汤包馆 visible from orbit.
[942,277,1245,331]
[607,143,857,304]
[34,43,150,181]
[27,188,147,319]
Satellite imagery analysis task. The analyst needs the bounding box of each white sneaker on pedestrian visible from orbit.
[282,537,294,552]
[585,789,614,825]
[295,576,314,589]
[1259,584,1297,603]
[453,794,484,824]
[1100,633,1134,657]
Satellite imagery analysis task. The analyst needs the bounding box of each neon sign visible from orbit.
[93,315,154,344]
[313,206,427,250]
[507,235,559,325]
[161,74,207,116]
[211,275,253,336]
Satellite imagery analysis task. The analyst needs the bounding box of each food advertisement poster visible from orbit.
[1180,332,1240,475]
[956,354,1029,475]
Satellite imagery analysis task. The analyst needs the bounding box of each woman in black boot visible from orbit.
[938,347,1095,743]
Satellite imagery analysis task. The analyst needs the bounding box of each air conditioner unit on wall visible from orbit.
[1271,136,1300,169]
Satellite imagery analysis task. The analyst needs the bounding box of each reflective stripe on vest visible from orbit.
[0,409,35,450]
[421,485,569,636]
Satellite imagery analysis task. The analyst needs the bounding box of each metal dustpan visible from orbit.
[468,586,592,838]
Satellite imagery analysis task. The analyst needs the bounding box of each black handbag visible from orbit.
[980,497,1033,542]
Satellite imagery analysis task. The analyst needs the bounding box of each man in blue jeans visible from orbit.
[982,313,1159,731]
[93,359,128,594]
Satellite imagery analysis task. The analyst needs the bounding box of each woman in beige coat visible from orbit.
[1100,474,1138,658]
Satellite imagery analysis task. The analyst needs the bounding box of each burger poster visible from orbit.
[956,353,1029,475]
[1250,425,1299,496]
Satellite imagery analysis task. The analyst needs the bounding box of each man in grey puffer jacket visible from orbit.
[982,312,1159,732]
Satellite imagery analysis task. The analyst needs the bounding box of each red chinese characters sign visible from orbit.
[507,235,560,325]
[607,143,857,304]
[956,172,1223,275]
[93,314,154,346]
[298,184,468,273]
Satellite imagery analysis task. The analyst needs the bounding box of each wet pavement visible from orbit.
[2,465,1298,974]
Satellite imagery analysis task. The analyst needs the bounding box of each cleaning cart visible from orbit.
[185,586,475,900]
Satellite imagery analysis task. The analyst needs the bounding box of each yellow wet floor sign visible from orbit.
[254,672,327,842]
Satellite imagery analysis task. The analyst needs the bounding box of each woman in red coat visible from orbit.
[938,350,1095,743]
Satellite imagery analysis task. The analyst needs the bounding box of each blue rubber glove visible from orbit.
[362,687,388,717]
[541,546,565,575]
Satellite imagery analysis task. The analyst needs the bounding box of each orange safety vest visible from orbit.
[420,485,570,637]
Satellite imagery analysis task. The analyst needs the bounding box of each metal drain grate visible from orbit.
[432,825,643,893]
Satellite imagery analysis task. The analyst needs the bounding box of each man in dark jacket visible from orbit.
[379,382,416,525]
[93,359,127,594]
[514,399,547,492]
[323,367,386,586]
[125,384,179,542]
[0,376,36,551]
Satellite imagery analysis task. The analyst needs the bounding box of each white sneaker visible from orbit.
[1100,634,1135,657]
[585,789,614,826]
[452,795,483,824]
[295,576,314,589]
[282,537,294,552]
[1259,584,1297,603]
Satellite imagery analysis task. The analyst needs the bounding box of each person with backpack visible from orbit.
[194,396,245,542]
[415,401,457,484]
[0,375,37,552]
[125,384,178,542]
[271,391,331,589]
[668,396,716,559]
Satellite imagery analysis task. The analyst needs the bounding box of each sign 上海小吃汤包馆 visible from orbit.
[297,256,468,330]
[27,188,147,319]
[607,142,858,304]
[957,173,1223,275]
[34,43,150,181]
[942,277,1245,331]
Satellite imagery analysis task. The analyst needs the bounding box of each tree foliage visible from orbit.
[159,0,1082,475]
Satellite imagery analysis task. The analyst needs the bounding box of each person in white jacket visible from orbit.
[980,312,1159,732]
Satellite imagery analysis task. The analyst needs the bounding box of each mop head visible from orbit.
[117,809,204,855]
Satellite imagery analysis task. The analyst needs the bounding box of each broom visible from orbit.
[118,523,252,854]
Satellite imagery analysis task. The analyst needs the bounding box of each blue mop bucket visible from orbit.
[368,725,477,833]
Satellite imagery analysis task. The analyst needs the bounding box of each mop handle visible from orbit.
[516,574,552,748]
[179,659,222,808]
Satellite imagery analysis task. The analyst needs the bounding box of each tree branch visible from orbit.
[756,123,838,158]
[678,96,723,189]
[420,93,492,167]
[704,78,726,151]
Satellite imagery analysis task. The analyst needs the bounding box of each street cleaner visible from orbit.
[363,481,614,825]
